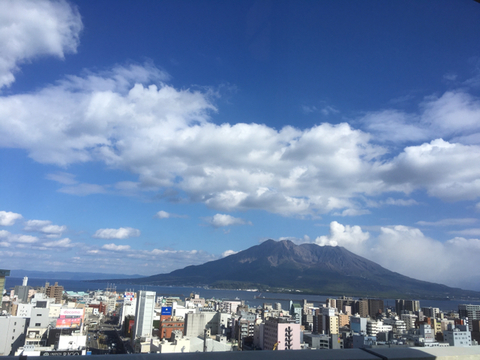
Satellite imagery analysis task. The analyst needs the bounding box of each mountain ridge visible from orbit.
[101,240,480,300]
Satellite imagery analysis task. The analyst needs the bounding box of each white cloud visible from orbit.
[42,238,75,248]
[155,211,171,219]
[361,91,480,144]
[333,208,371,217]
[154,210,187,219]
[301,105,317,114]
[443,73,457,82]
[312,221,480,290]
[0,230,38,243]
[93,227,141,239]
[383,198,419,206]
[24,220,66,236]
[449,228,480,237]
[314,221,369,254]
[206,214,252,228]
[0,0,83,88]
[278,235,311,245]
[301,104,338,116]
[1,59,480,216]
[416,218,478,227]
[222,250,238,257]
[381,139,480,201]
[0,211,22,226]
[101,243,131,251]
[58,183,107,196]
[46,172,77,185]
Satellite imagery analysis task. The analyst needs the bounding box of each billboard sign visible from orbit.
[161,306,172,316]
[56,308,84,329]
[124,292,135,302]
[40,350,82,356]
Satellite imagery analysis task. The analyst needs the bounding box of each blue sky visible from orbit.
[1,0,480,290]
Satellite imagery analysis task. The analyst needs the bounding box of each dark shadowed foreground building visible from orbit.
[5,347,480,360]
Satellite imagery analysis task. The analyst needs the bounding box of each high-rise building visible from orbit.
[395,299,405,315]
[45,282,64,304]
[263,318,301,350]
[357,299,369,318]
[405,300,420,312]
[321,307,339,335]
[458,304,480,329]
[120,292,137,325]
[0,269,10,308]
[133,290,156,339]
[368,299,384,318]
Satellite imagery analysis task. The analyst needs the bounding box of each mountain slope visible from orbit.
[112,240,480,299]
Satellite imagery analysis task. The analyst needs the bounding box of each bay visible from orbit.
[5,277,480,313]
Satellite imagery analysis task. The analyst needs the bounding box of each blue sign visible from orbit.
[161,306,172,315]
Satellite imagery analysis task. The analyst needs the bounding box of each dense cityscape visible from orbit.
[1,270,480,356]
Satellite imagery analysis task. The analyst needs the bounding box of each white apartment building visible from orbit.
[444,324,472,347]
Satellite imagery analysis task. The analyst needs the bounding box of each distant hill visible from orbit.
[9,269,143,281]
[102,240,480,300]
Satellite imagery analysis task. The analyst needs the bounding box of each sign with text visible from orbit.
[161,306,172,316]
[56,308,84,329]
[40,351,82,356]
[124,292,135,302]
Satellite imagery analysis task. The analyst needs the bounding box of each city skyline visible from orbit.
[1,0,480,290]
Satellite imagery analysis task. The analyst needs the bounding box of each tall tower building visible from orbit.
[0,269,10,307]
[133,291,156,339]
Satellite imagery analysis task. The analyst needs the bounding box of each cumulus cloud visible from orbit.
[206,214,252,228]
[93,227,141,239]
[155,210,187,219]
[381,139,480,201]
[0,43,480,216]
[42,238,75,248]
[315,221,369,254]
[0,211,22,226]
[0,0,83,88]
[222,250,238,257]
[311,221,480,290]
[101,243,131,251]
[0,230,38,243]
[1,0,480,244]
[24,220,66,236]
[361,91,480,144]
